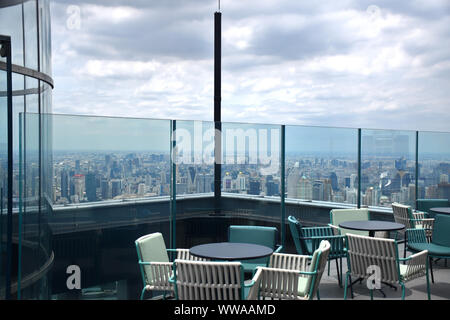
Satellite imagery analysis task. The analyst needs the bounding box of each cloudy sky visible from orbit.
[50,0,450,132]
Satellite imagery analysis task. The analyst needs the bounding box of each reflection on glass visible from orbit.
[285,126,358,205]
[418,131,450,200]
[361,129,416,208]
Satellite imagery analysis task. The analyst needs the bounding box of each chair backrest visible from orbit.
[253,242,330,300]
[229,225,277,265]
[135,232,170,285]
[392,202,414,229]
[287,216,309,254]
[307,240,331,298]
[417,199,449,217]
[346,233,400,284]
[329,208,370,236]
[174,259,244,300]
[432,214,450,247]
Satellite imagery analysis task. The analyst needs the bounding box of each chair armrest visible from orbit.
[246,268,263,300]
[328,224,341,235]
[274,245,283,253]
[399,250,429,281]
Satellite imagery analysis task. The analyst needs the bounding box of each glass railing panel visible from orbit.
[285,125,358,227]
[418,131,450,200]
[216,122,283,245]
[361,129,416,208]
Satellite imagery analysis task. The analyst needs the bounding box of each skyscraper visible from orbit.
[85,173,97,202]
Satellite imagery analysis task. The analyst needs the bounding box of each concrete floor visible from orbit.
[317,244,450,300]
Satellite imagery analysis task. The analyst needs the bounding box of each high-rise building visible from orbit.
[85,172,97,202]
[61,170,69,200]
[249,178,260,195]
[111,179,122,198]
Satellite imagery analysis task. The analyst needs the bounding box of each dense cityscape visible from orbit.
[12,149,447,209]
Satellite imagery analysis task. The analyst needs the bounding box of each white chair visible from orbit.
[172,259,258,300]
[135,232,206,300]
[344,233,430,300]
[247,240,331,300]
[329,208,389,238]
[392,202,434,242]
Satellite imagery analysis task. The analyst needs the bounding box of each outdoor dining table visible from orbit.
[338,220,405,237]
[430,207,450,216]
[189,242,273,261]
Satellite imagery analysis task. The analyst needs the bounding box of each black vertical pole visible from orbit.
[214,11,222,214]
[357,128,362,209]
[280,126,286,249]
[415,131,419,210]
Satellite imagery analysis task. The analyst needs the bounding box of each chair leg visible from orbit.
[140,287,146,300]
[316,289,320,300]
[344,273,349,300]
[335,259,341,287]
[429,257,435,284]
[401,284,405,300]
[426,270,431,300]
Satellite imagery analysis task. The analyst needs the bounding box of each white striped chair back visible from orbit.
[174,259,244,300]
[392,202,414,229]
[346,234,399,284]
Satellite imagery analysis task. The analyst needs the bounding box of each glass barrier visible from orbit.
[418,131,450,200]
[219,122,283,245]
[285,125,358,205]
[361,129,417,208]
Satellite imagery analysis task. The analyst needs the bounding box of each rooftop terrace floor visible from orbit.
[316,243,450,300]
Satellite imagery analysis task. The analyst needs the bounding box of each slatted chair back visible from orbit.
[135,232,172,291]
[392,202,415,229]
[174,260,244,300]
[253,241,330,300]
[229,225,279,270]
[329,208,370,236]
[346,234,399,284]
[288,216,310,254]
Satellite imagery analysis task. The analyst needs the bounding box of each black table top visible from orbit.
[430,207,450,215]
[189,242,273,261]
[339,220,405,232]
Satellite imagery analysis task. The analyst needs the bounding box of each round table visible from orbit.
[189,242,273,261]
[339,220,405,237]
[429,207,450,216]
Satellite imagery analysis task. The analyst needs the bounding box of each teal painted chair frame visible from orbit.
[135,233,207,300]
[288,216,346,286]
[228,225,283,274]
[406,214,450,283]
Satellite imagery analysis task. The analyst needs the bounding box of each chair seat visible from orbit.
[408,243,450,256]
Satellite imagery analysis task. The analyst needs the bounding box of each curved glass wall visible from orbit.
[0,0,53,299]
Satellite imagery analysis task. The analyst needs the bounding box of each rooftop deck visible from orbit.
[316,243,449,300]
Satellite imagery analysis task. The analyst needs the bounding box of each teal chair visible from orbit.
[407,214,450,283]
[135,232,206,300]
[416,199,449,218]
[288,216,346,286]
[228,225,283,274]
